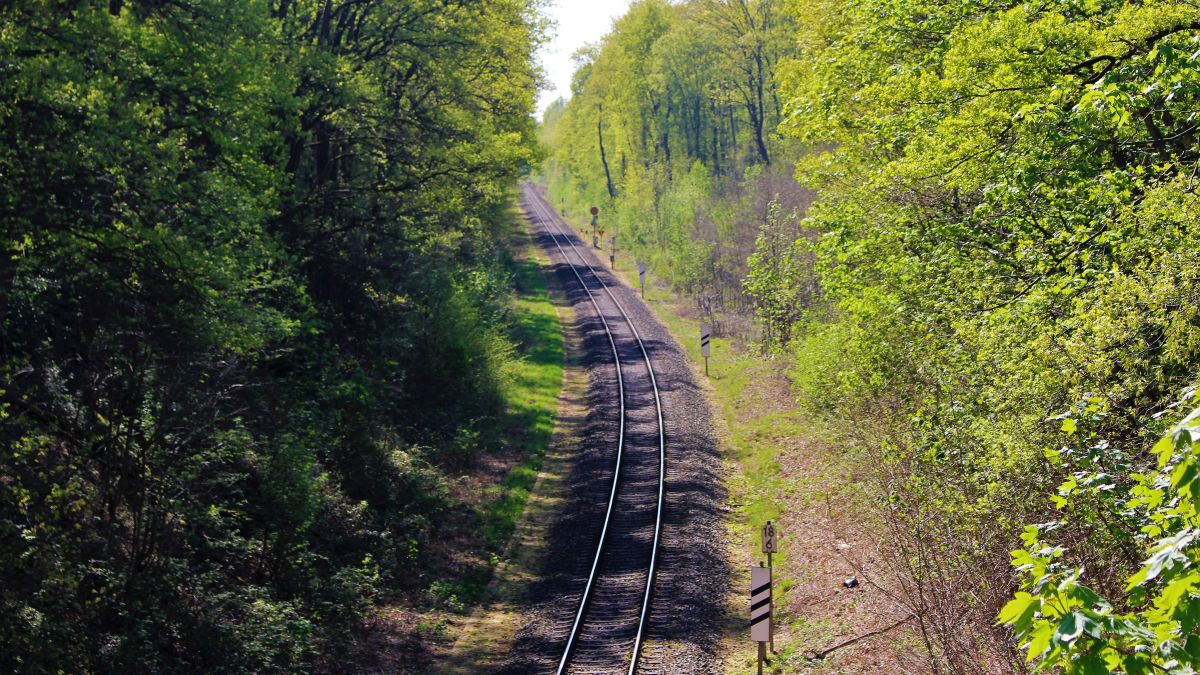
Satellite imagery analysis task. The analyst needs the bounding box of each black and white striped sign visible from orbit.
[700,322,711,358]
[751,565,771,642]
[638,262,646,284]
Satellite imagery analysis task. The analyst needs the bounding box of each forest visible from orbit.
[1,0,544,671]
[5,0,1200,671]
[541,0,1200,671]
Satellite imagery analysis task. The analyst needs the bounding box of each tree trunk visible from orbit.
[728,105,738,155]
[751,51,770,164]
[661,98,672,170]
[598,105,617,199]
[711,101,721,175]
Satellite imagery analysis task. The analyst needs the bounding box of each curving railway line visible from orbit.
[521,183,666,675]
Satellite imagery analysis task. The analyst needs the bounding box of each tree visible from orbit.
[696,0,790,165]
[0,0,544,669]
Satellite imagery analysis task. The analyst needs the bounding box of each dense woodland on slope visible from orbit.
[0,0,543,671]
[542,0,1200,671]
[5,0,1200,671]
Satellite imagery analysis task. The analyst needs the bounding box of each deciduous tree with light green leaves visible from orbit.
[761,0,1200,669]
[541,0,804,314]
[545,3,1200,667]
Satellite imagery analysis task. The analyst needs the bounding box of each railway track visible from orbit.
[522,184,666,675]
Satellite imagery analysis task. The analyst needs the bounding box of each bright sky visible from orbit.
[537,0,634,117]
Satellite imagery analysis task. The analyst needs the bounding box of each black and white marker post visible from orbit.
[700,322,711,376]
[751,564,772,675]
[762,521,779,653]
[638,262,647,298]
[609,234,617,267]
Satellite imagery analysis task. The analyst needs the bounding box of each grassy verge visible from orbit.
[478,232,566,551]
[436,209,590,673]
[379,209,571,672]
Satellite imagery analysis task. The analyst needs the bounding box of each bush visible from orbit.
[1002,389,1200,673]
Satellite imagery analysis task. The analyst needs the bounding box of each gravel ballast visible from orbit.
[497,186,731,674]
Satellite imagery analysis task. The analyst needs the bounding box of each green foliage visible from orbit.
[541,0,807,318]
[762,0,1200,668]
[480,258,563,550]
[744,199,820,350]
[0,0,544,670]
[1001,391,1200,673]
[542,0,1200,669]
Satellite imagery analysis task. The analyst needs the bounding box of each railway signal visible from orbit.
[590,206,600,247]
[751,564,772,674]
[638,262,646,298]
[700,323,711,376]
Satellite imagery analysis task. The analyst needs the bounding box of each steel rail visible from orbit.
[523,185,627,675]
[524,185,665,675]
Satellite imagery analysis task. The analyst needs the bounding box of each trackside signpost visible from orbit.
[638,262,646,298]
[610,235,617,267]
[762,521,778,555]
[762,521,779,652]
[700,323,711,376]
[751,564,772,674]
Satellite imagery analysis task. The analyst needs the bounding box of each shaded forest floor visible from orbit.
[602,251,924,673]
[343,220,569,673]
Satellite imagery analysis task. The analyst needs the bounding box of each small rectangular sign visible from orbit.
[751,565,771,642]
[762,521,778,554]
[700,322,711,358]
